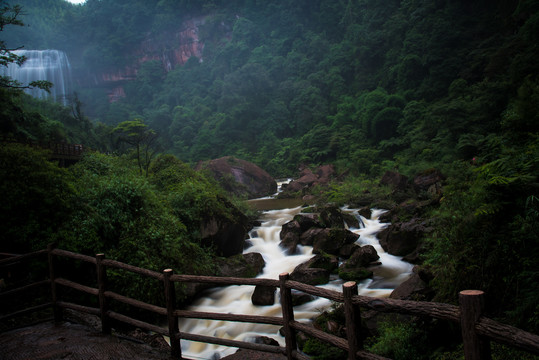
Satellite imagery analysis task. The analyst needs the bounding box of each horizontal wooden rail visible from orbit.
[104,290,167,316]
[291,321,349,351]
[107,310,168,336]
[175,309,284,326]
[286,279,344,302]
[181,331,287,355]
[0,249,47,266]
[101,259,163,280]
[55,278,99,296]
[171,273,280,287]
[57,301,100,316]
[51,249,97,264]
[0,280,50,299]
[0,303,53,322]
[352,295,461,322]
[476,317,539,355]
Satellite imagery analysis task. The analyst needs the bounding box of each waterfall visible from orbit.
[1,50,72,105]
[179,206,413,359]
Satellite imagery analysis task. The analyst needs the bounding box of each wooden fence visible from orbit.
[1,137,84,166]
[1,245,538,360]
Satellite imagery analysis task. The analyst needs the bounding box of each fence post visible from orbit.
[164,269,182,359]
[343,281,361,360]
[279,272,297,360]
[459,290,492,360]
[96,253,111,334]
[47,243,62,322]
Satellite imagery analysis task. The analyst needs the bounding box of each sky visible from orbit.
[64,0,86,4]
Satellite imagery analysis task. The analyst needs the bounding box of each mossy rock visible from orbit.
[338,267,373,281]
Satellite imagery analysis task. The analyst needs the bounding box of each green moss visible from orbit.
[302,338,346,360]
[338,268,373,281]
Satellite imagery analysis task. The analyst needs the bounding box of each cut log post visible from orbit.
[459,290,492,360]
[343,281,361,360]
[96,253,111,334]
[47,243,62,322]
[280,272,297,360]
[164,269,182,359]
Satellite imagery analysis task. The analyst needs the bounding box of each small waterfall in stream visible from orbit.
[180,205,413,359]
[1,50,72,105]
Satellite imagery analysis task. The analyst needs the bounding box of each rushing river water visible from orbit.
[180,204,413,359]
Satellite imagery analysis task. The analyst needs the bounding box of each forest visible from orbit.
[1,0,538,359]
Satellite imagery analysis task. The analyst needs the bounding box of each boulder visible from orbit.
[357,207,372,220]
[347,245,380,268]
[389,266,434,301]
[280,220,302,240]
[280,164,335,196]
[312,228,359,255]
[339,243,360,259]
[217,252,265,278]
[195,156,277,199]
[290,266,330,285]
[200,212,250,257]
[316,164,336,184]
[293,213,321,231]
[319,205,346,228]
[342,212,361,229]
[413,169,445,194]
[380,171,409,192]
[279,231,300,254]
[337,245,378,282]
[378,218,430,257]
[299,228,327,246]
[251,285,276,306]
[290,255,336,285]
[291,291,316,306]
[286,171,318,193]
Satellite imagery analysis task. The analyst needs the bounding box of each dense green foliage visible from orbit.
[1,0,538,356]
[4,0,536,176]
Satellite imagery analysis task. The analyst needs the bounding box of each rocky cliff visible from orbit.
[85,17,205,101]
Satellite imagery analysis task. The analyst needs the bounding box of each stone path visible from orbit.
[0,320,289,360]
[0,321,173,360]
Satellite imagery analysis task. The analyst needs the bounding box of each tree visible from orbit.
[0,1,52,92]
[112,119,157,176]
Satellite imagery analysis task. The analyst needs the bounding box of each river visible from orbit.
[179,203,413,359]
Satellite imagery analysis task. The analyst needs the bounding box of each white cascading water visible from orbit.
[180,205,413,359]
[1,50,72,105]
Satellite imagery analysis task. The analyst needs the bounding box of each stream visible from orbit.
[179,204,413,359]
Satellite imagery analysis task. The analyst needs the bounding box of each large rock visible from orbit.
[195,156,277,199]
[319,205,346,228]
[347,245,380,268]
[413,169,445,195]
[280,165,335,195]
[290,263,331,285]
[337,245,379,282]
[200,207,250,257]
[389,266,434,301]
[289,255,337,285]
[311,228,359,255]
[380,171,409,192]
[378,218,431,258]
[251,285,276,306]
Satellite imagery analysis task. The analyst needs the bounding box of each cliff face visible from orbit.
[138,18,205,71]
[90,17,205,101]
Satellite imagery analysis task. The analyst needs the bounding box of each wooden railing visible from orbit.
[1,137,84,164]
[1,245,538,360]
